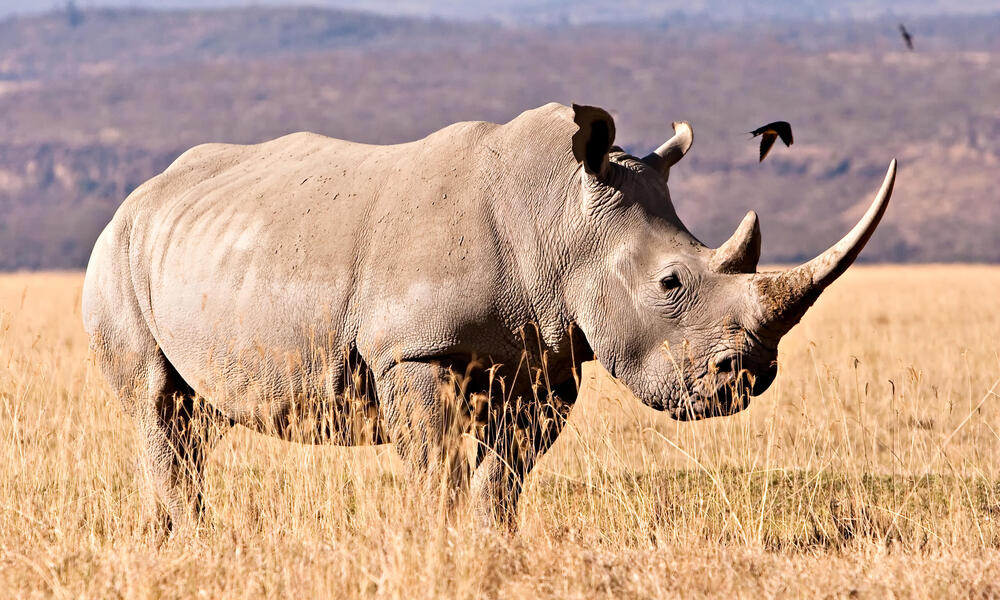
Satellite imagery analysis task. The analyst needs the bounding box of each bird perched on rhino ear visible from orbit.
[749,121,793,162]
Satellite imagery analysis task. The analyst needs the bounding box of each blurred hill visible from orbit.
[0,6,998,269]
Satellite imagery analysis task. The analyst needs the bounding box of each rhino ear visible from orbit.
[571,103,616,178]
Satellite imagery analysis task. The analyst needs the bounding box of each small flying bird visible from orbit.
[749,121,793,162]
[899,23,914,51]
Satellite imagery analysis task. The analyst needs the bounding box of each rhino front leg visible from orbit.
[377,361,472,501]
[470,378,577,531]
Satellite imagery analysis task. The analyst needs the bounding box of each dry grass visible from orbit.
[1,265,999,598]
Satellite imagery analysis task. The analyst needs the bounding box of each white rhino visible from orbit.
[82,103,895,531]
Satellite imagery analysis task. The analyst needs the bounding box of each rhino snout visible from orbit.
[665,351,777,421]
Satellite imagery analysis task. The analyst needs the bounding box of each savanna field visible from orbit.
[1,265,999,598]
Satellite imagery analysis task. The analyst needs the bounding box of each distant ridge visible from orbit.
[0,6,463,81]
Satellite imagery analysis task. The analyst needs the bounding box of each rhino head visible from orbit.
[564,104,895,420]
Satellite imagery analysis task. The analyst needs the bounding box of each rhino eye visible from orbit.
[659,273,681,292]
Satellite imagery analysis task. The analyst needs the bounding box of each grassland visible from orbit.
[1,265,999,598]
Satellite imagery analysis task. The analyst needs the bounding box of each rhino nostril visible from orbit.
[711,350,740,374]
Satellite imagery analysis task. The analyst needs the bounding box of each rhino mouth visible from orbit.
[669,363,776,421]
[669,382,749,421]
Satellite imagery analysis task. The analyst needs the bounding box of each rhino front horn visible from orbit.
[642,121,693,180]
[758,159,897,326]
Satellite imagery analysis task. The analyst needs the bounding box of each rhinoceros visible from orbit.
[82,102,895,531]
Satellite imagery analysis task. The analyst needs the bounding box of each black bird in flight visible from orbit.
[899,23,914,51]
[749,121,794,162]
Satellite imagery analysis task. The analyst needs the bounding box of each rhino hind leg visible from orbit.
[88,305,231,535]
[99,342,231,535]
[132,368,232,535]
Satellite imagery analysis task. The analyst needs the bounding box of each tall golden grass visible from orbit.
[1,266,999,598]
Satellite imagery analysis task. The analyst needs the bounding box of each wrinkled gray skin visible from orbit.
[82,103,896,532]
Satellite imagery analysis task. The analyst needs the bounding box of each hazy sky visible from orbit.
[7,0,1000,23]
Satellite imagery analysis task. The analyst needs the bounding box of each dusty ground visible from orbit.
[1,265,999,598]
